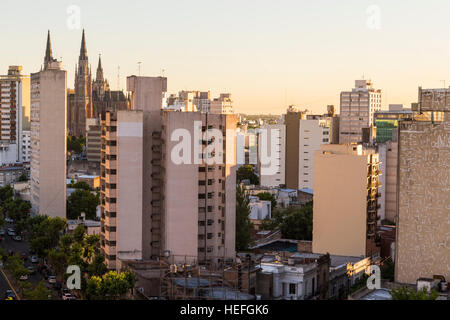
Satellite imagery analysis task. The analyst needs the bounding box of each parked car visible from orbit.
[19,274,28,281]
[0,261,3,268]
[30,256,38,263]
[0,229,5,235]
[7,231,15,237]
[4,217,13,223]
[0,236,3,242]
[27,266,36,275]
[4,289,16,300]
[21,253,27,261]
[13,235,22,242]
[48,276,57,284]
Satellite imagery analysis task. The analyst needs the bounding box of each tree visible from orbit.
[236,185,253,251]
[18,172,28,182]
[67,189,99,220]
[28,216,67,258]
[5,254,29,280]
[86,254,108,277]
[4,198,31,234]
[380,257,395,282]
[23,281,52,300]
[237,165,259,185]
[85,270,136,300]
[0,185,13,203]
[279,202,313,240]
[391,286,439,300]
[67,136,85,154]
[72,181,92,191]
[256,192,277,209]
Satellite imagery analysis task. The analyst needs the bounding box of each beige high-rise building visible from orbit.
[340,80,381,144]
[284,106,333,191]
[100,76,237,270]
[210,93,233,114]
[0,66,30,165]
[312,144,381,258]
[86,117,101,174]
[395,87,449,284]
[30,32,67,218]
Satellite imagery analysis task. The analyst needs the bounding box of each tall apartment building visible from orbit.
[374,104,413,143]
[86,117,101,174]
[100,76,237,270]
[284,107,332,191]
[395,87,449,284]
[30,32,67,218]
[298,117,331,191]
[377,140,398,224]
[21,130,31,169]
[210,93,233,114]
[0,66,30,166]
[258,123,286,188]
[339,80,381,144]
[285,106,306,190]
[312,144,381,258]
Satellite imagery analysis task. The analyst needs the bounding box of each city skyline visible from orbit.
[3,0,450,114]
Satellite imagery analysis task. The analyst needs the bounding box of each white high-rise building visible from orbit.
[258,123,286,188]
[298,118,331,191]
[0,66,30,166]
[339,80,381,144]
[30,31,67,218]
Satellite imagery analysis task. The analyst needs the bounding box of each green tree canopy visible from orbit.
[237,165,259,185]
[18,172,28,182]
[85,270,136,300]
[391,286,438,300]
[279,202,313,240]
[23,281,52,300]
[72,181,92,191]
[28,216,67,258]
[67,136,85,154]
[0,185,13,203]
[236,185,254,251]
[67,189,99,220]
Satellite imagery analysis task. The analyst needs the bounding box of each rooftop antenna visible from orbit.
[138,62,142,76]
[161,68,165,77]
[117,65,120,91]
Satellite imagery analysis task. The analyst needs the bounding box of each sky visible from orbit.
[2,0,450,114]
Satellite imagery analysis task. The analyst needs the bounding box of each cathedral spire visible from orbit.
[80,29,87,60]
[96,54,104,82]
[44,30,53,68]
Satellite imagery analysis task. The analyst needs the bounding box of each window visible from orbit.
[289,283,296,295]
[207,233,213,239]
[198,194,206,199]
[199,180,206,186]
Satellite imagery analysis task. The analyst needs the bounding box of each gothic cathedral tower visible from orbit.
[71,29,93,137]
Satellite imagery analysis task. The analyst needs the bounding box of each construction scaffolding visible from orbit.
[122,253,262,300]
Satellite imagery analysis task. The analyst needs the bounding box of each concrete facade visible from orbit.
[258,123,285,188]
[395,91,449,283]
[298,119,330,191]
[340,80,381,144]
[0,66,30,166]
[30,35,67,218]
[312,144,380,258]
[100,76,237,270]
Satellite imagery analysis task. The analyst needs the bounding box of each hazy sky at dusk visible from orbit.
[2,0,450,114]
